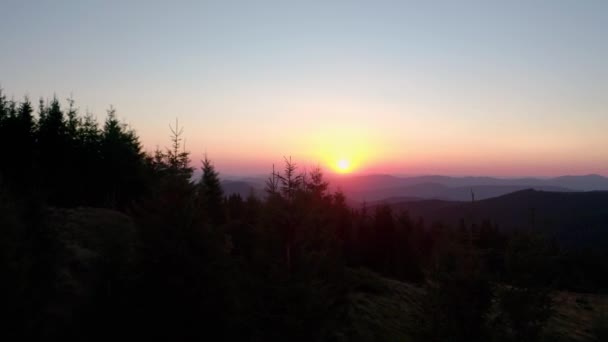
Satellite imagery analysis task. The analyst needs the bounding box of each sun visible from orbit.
[336,159,351,173]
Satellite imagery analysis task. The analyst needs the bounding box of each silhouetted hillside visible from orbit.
[348,182,572,202]
[388,190,608,248]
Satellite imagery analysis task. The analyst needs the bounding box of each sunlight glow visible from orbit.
[336,159,351,173]
[304,122,380,175]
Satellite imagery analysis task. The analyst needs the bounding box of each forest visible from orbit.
[1,90,607,341]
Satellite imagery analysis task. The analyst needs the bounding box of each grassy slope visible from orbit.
[330,269,425,341]
[548,292,608,341]
[337,269,607,341]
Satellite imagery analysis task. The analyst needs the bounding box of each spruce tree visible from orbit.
[0,89,6,184]
[37,96,69,204]
[15,98,36,188]
[279,156,302,201]
[100,106,146,208]
[159,119,193,182]
[17,97,35,134]
[0,88,6,123]
[76,111,103,205]
[307,166,329,199]
[198,155,225,225]
[65,96,80,139]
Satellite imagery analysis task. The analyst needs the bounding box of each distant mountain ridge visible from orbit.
[345,182,573,202]
[220,174,608,202]
[327,174,608,202]
[384,189,608,248]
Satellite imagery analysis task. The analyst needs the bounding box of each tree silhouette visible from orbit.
[37,96,69,204]
[307,166,329,199]
[198,155,225,225]
[100,106,147,208]
[278,156,302,201]
[76,111,102,205]
[265,164,280,195]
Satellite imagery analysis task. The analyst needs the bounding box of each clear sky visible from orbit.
[1,0,607,176]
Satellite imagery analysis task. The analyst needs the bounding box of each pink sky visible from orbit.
[2,2,607,177]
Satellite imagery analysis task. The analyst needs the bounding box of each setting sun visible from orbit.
[336,159,351,173]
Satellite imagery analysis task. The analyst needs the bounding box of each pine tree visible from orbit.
[37,98,46,122]
[100,106,146,208]
[37,96,69,204]
[276,157,303,275]
[6,99,17,119]
[39,96,65,134]
[278,156,302,201]
[164,119,193,181]
[0,88,6,123]
[198,155,225,225]
[307,166,329,199]
[0,91,9,185]
[15,98,36,187]
[76,111,103,205]
[17,97,35,134]
[265,164,280,195]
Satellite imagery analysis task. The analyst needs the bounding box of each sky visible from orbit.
[1,0,607,177]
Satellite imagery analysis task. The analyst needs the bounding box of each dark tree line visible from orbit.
[0,90,148,208]
[1,90,606,341]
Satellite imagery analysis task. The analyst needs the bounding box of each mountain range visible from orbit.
[221,173,608,202]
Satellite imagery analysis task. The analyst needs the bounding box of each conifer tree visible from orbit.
[100,106,146,208]
[17,97,35,135]
[65,96,80,139]
[0,95,36,194]
[0,88,7,123]
[274,157,303,275]
[0,91,9,184]
[164,119,193,181]
[14,98,36,187]
[265,164,280,195]
[39,96,65,135]
[307,166,329,199]
[76,111,102,205]
[278,156,302,201]
[37,96,69,204]
[6,99,17,119]
[37,98,46,122]
[0,91,5,145]
[199,155,225,225]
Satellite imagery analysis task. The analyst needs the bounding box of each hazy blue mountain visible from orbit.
[547,174,608,191]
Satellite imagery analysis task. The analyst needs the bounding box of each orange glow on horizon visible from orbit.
[303,122,383,175]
